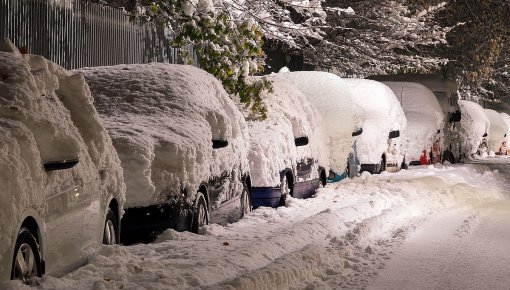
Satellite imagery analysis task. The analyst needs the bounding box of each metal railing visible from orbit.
[0,0,196,69]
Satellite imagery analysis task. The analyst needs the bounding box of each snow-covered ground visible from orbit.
[3,159,510,290]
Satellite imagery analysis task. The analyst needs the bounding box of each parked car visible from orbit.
[367,74,461,163]
[458,100,490,158]
[344,79,407,173]
[275,70,365,180]
[381,82,444,165]
[0,41,125,285]
[500,112,510,155]
[78,63,251,244]
[484,109,508,155]
[248,76,329,208]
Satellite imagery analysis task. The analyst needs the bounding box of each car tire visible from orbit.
[241,185,252,217]
[11,228,42,284]
[192,192,209,234]
[279,175,290,207]
[103,208,118,245]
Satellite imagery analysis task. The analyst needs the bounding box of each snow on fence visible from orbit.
[0,0,196,69]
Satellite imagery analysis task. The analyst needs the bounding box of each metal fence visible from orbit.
[0,0,196,69]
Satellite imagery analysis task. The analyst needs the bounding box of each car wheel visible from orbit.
[192,192,209,234]
[279,175,290,207]
[379,157,386,173]
[103,208,118,245]
[241,186,252,217]
[11,228,42,284]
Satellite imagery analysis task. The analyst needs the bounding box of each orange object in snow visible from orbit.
[419,150,428,165]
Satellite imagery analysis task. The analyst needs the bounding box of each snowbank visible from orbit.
[382,82,444,162]
[484,109,508,154]
[17,162,508,290]
[344,79,407,165]
[458,100,490,156]
[247,76,329,187]
[76,63,249,208]
[275,71,364,174]
[0,40,125,279]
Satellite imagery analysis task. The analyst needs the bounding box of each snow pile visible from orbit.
[344,79,407,165]
[247,76,329,187]
[76,64,249,208]
[275,71,365,174]
[484,109,508,154]
[14,162,508,290]
[382,82,444,162]
[458,100,490,156]
[0,40,125,277]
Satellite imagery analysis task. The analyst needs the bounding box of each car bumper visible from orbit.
[251,187,281,208]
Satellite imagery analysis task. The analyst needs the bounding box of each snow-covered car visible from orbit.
[344,79,407,174]
[458,100,490,158]
[247,76,329,208]
[275,70,365,180]
[500,112,510,155]
[367,74,461,163]
[484,109,508,155]
[381,82,444,165]
[78,63,251,243]
[0,42,125,285]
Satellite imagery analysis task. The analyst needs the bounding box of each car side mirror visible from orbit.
[44,157,80,171]
[212,139,229,149]
[388,130,400,139]
[295,136,309,147]
[352,128,363,137]
[449,110,461,123]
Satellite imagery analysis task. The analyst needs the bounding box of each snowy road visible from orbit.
[370,159,510,290]
[3,158,509,290]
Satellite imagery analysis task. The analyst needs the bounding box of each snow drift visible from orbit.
[275,71,364,174]
[247,76,329,187]
[76,63,249,208]
[0,40,125,279]
[458,100,490,156]
[382,82,443,163]
[344,79,407,166]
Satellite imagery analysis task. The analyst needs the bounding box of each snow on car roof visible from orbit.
[247,76,329,187]
[344,78,407,164]
[484,109,508,153]
[459,100,490,155]
[382,82,444,161]
[77,63,249,207]
[275,70,363,174]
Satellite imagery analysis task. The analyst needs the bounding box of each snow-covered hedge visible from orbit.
[382,82,443,162]
[458,100,490,156]
[247,76,329,187]
[76,63,249,208]
[344,79,407,165]
[275,71,364,174]
[484,109,508,154]
[0,41,125,272]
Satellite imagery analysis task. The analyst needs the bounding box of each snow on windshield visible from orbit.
[275,71,364,174]
[382,82,444,162]
[344,79,407,165]
[76,63,249,208]
[247,76,329,187]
